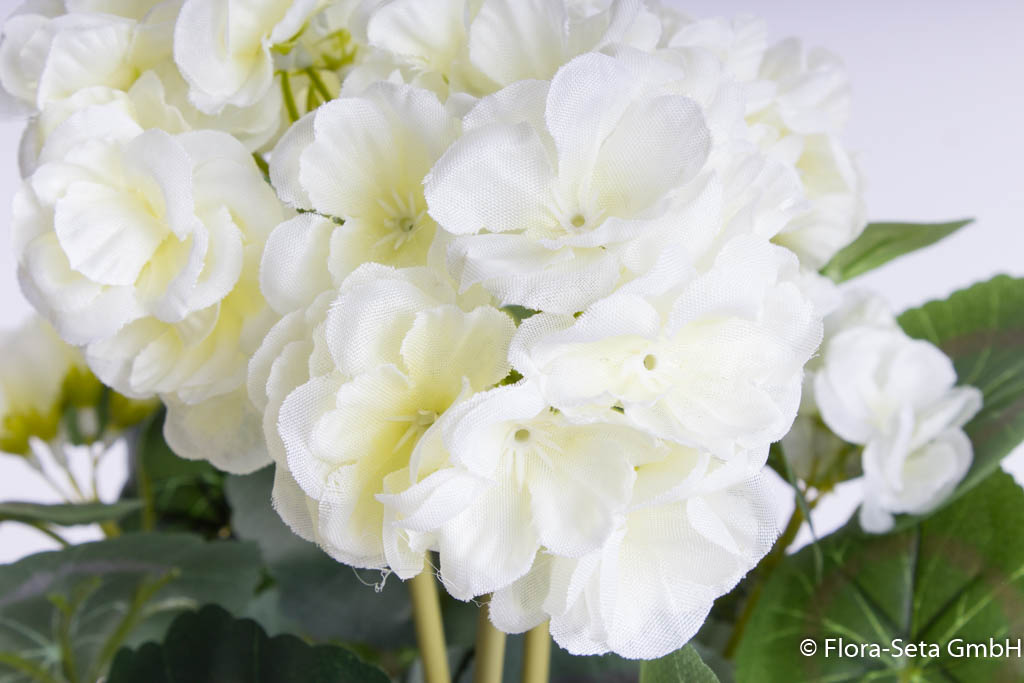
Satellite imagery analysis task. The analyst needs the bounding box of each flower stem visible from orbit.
[473,597,506,683]
[25,521,70,547]
[723,497,810,658]
[520,621,551,683]
[280,71,300,123]
[409,571,451,683]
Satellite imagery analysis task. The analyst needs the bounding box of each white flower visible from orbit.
[379,381,645,596]
[173,0,323,112]
[13,113,283,472]
[251,265,514,569]
[425,50,715,313]
[655,12,866,269]
[859,428,973,533]
[0,2,139,111]
[487,442,775,659]
[813,293,982,531]
[657,12,767,83]
[357,0,659,98]
[264,82,460,313]
[20,67,285,178]
[750,39,866,268]
[510,235,821,458]
[0,316,88,454]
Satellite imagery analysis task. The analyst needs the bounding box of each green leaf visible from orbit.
[500,305,540,323]
[898,275,1024,508]
[734,471,1024,682]
[0,500,142,527]
[0,533,261,682]
[119,409,231,537]
[821,219,972,282]
[640,644,720,683]
[107,604,389,683]
[224,467,415,647]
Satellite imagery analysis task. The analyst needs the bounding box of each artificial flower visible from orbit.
[13,108,282,472]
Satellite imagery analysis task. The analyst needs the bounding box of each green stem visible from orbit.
[98,520,121,538]
[24,522,70,548]
[723,498,810,658]
[473,597,506,683]
[305,67,333,102]
[0,653,61,683]
[253,152,270,178]
[280,71,300,122]
[520,621,550,683]
[87,569,180,681]
[50,578,101,683]
[409,571,451,683]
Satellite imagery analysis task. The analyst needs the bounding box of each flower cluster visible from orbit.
[803,292,982,532]
[2,0,908,660]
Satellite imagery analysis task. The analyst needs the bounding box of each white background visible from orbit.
[1,0,1023,560]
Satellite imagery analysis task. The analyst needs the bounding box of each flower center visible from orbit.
[514,428,531,443]
[388,409,438,452]
[570,213,586,228]
[643,354,658,370]
[374,189,428,251]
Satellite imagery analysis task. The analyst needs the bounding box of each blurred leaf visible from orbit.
[640,645,719,683]
[734,471,1024,682]
[821,219,971,282]
[897,274,1024,512]
[120,409,230,538]
[107,604,389,683]
[225,467,415,647]
[0,500,141,527]
[0,533,261,682]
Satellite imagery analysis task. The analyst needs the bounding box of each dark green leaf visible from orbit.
[0,500,141,527]
[640,645,719,683]
[108,604,389,683]
[119,409,231,537]
[0,533,261,682]
[821,219,972,282]
[225,467,415,647]
[898,275,1024,509]
[734,471,1024,682]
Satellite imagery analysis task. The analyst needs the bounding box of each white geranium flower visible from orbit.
[750,39,866,268]
[425,51,715,313]
[253,265,514,569]
[20,68,285,178]
[379,381,646,597]
[0,2,139,111]
[263,82,459,313]
[655,12,866,269]
[510,235,821,458]
[658,11,767,83]
[13,112,283,472]
[173,0,323,112]
[813,294,982,531]
[357,0,659,98]
[859,428,974,533]
[815,327,979,448]
[487,442,775,659]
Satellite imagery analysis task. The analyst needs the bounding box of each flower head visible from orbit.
[14,109,283,472]
[251,265,514,568]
